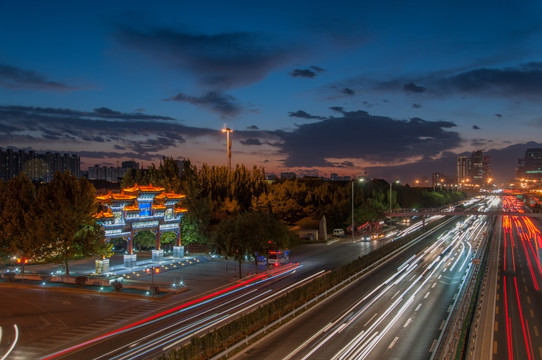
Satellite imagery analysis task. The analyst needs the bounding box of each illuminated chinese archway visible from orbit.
[95,184,187,268]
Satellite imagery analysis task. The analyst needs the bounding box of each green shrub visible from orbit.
[75,276,88,288]
[112,280,123,292]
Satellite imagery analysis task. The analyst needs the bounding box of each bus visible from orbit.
[268,249,290,267]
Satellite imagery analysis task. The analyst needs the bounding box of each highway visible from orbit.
[236,197,508,359]
[494,196,542,360]
[236,201,496,360]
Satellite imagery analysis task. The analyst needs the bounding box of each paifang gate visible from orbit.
[95,184,187,269]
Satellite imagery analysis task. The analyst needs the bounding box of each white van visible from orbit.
[333,228,345,237]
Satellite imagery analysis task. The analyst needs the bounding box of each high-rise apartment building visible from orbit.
[87,165,130,182]
[457,156,470,184]
[121,160,140,169]
[516,148,542,181]
[456,150,490,186]
[470,150,484,185]
[280,172,296,180]
[0,148,80,182]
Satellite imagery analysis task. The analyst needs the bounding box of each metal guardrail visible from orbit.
[432,216,495,359]
[387,209,542,218]
[211,217,456,360]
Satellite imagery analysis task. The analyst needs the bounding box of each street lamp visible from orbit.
[222,127,233,171]
[352,177,366,242]
[389,180,399,226]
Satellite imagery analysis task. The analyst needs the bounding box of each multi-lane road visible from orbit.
[236,210,491,360]
[494,196,542,360]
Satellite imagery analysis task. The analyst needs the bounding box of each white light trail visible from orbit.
[0,325,18,360]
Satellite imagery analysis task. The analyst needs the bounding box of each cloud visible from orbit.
[412,103,422,108]
[378,62,542,98]
[290,65,325,78]
[404,82,426,93]
[94,107,122,116]
[247,125,259,130]
[0,105,216,156]
[310,65,325,72]
[495,114,502,118]
[473,125,480,130]
[367,62,542,100]
[341,88,355,95]
[471,138,492,147]
[116,26,299,89]
[290,69,317,78]
[288,110,326,120]
[166,91,242,118]
[0,63,76,91]
[337,161,354,168]
[240,138,262,146]
[329,106,344,112]
[78,150,158,162]
[275,110,461,167]
[437,62,542,96]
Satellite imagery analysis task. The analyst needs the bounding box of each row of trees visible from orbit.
[0,172,109,275]
[118,158,466,278]
[1,156,466,275]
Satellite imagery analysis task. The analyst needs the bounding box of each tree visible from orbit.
[420,191,447,208]
[0,174,37,260]
[212,215,247,279]
[160,231,177,251]
[121,169,136,188]
[212,211,292,277]
[179,160,211,244]
[133,230,155,251]
[29,172,104,276]
[157,157,182,192]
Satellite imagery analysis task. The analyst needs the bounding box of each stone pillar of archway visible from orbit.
[124,229,137,268]
[128,230,134,255]
[173,230,184,258]
[152,227,164,263]
[155,228,161,250]
[95,235,110,274]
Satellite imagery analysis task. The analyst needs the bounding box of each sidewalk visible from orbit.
[1,252,271,298]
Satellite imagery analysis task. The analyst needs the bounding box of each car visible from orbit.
[333,228,345,237]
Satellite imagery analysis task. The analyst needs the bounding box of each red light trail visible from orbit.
[42,263,299,359]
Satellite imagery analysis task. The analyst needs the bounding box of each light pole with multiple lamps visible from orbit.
[352,177,366,242]
[222,127,233,171]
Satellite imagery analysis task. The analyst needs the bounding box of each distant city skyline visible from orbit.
[2,1,542,184]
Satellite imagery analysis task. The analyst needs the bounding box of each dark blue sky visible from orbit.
[1,1,541,183]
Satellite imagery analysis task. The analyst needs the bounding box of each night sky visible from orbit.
[2,1,542,184]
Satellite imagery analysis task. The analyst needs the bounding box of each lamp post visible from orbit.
[222,127,233,171]
[389,180,399,226]
[352,181,354,243]
[352,178,365,242]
